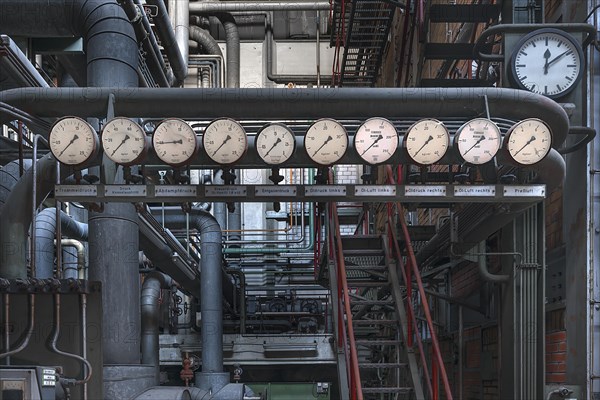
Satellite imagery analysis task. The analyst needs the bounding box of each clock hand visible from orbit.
[212,135,232,157]
[462,135,486,156]
[264,137,282,157]
[312,135,333,157]
[413,135,434,155]
[110,134,130,156]
[543,48,551,75]
[360,134,383,156]
[156,139,183,145]
[513,135,536,156]
[58,134,80,157]
[546,50,571,68]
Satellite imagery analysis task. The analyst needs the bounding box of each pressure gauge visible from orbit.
[256,123,296,165]
[49,117,99,166]
[354,117,398,165]
[304,118,348,166]
[454,118,501,165]
[504,118,552,165]
[203,118,248,165]
[101,117,148,166]
[404,119,449,165]
[152,118,199,167]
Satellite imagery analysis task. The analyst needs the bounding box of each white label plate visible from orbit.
[404,185,447,196]
[305,185,346,196]
[255,186,297,197]
[503,185,546,197]
[454,185,496,197]
[355,185,396,196]
[55,185,97,197]
[105,185,147,196]
[155,185,197,197]
[205,186,247,197]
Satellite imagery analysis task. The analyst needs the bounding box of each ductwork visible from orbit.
[141,271,175,385]
[34,207,88,278]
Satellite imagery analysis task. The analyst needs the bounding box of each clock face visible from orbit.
[304,118,348,165]
[256,123,296,165]
[354,117,398,165]
[152,118,198,167]
[504,118,552,165]
[455,118,501,165]
[203,118,248,165]
[101,117,148,166]
[49,117,99,166]
[511,29,584,98]
[404,119,449,165]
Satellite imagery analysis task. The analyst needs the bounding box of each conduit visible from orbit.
[190,2,330,13]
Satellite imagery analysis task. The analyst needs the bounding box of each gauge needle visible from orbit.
[414,135,433,155]
[543,48,551,75]
[58,134,79,157]
[360,134,383,156]
[463,135,485,156]
[110,134,130,156]
[312,135,332,157]
[212,135,231,156]
[264,138,282,157]
[156,139,183,145]
[547,50,571,69]
[514,135,536,156]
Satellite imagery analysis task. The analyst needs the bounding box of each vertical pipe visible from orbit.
[81,293,88,400]
[55,163,62,278]
[31,135,47,278]
[3,293,9,365]
[17,121,24,176]
[458,305,463,400]
[316,10,320,87]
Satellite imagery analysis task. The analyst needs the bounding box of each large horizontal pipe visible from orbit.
[0,87,570,147]
[189,1,330,13]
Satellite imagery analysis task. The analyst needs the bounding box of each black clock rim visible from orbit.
[502,118,553,167]
[353,117,399,165]
[152,117,199,167]
[401,118,449,167]
[101,117,149,166]
[202,117,248,165]
[304,118,349,166]
[509,28,584,99]
[255,122,297,166]
[49,116,100,167]
[453,118,501,165]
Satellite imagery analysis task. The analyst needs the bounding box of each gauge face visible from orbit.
[511,29,584,98]
[256,123,296,165]
[49,117,99,166]
[455,118,501,165]
[152,118,198,167]
[354,117,398,165]
[504,118,552,165]
[101,117,148,166]
[404,119,449,165]
[203,118,248,165]
[304,118,348,165]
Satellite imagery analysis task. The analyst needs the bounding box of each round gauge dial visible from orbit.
[101,117,148,166]
[354,117,398,165]
[152,118,198,167]
[510,28,584,98]
[455,118,502,165]
[256,123,296,165]
[404,119,449,165]
[504,118,552,165]
[203,118,248,165]
[304,118,348,165]
[49,117,99,166]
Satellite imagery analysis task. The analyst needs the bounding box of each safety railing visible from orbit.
[384,165,453,400]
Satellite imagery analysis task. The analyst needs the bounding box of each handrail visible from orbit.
[384,165,453,400]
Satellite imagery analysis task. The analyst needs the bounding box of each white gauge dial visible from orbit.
[404,119,449,165]
[101,117,148,166]
[256,123,296,165]
[511,29,584,98]
[504,118,552,165]
[49,117,99,166]
[455,118,501,165]
[354,117,398,165]
[203,118,248,165]
[152,118,198,167]
[304,118,348,165]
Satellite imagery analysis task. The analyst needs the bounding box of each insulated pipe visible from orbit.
[189,25,224,58]
[34,207,88,279]
[215,13,240,88]
[141,271,175,385]
[173,0,189,76]
[60,239,86,279]
[190,1,330,13]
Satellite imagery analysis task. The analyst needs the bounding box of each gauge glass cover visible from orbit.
[102,117,148,165]
[404,119,449,165]
[304,118,348,165]
[455,118,501,165]
[354,117,398,165]
[203,118,248,165]
[49,116,99,166]
[152,118,198,167]
[256,123,296,165]
[505,118,552,165]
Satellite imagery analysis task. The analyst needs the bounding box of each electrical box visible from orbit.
[0,367,57,400]
[248,383,331,399]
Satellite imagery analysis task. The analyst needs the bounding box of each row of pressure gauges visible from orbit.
[48,116,552,167]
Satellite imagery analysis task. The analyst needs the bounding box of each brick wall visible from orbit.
[546,308,567,384]
[451,262,481,298]
[545,187,563,250]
